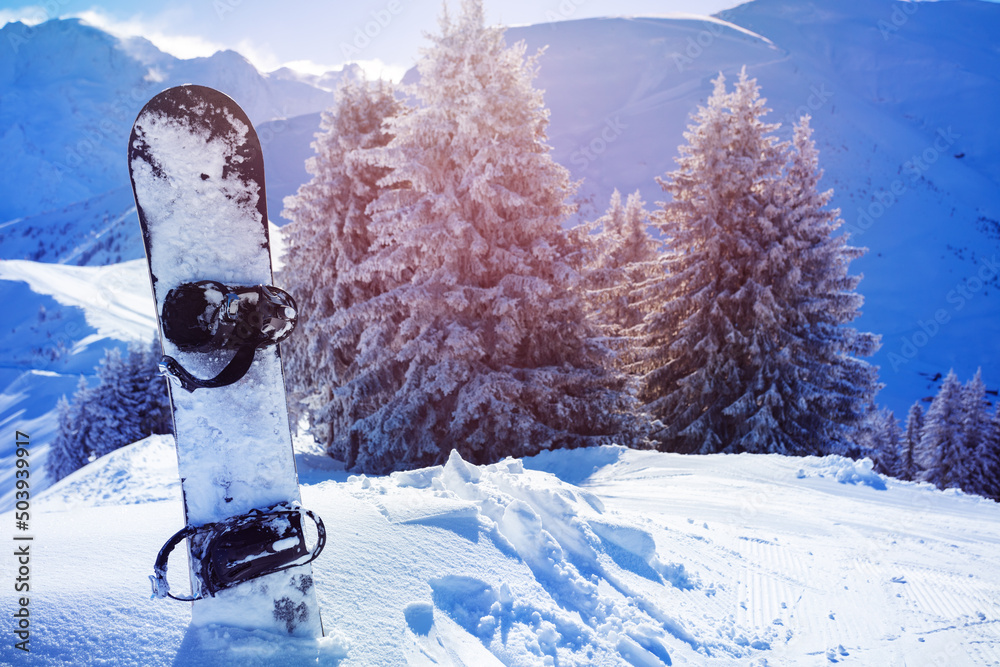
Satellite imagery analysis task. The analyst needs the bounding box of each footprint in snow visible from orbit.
[826,645,849,662]
[404,602,434,636]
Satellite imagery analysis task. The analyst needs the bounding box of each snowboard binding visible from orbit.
[159,281,298,392]
[150,502,326,601]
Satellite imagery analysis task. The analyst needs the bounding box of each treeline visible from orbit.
[48,340,170,482]
[278,0,882,474]
[47,0,996,505]
[871,370,1000,500]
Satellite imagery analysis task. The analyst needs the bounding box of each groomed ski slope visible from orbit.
[8,435,1000,666]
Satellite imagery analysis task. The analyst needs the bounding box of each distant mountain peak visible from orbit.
[205,48,256,68]
[0,18,341,223]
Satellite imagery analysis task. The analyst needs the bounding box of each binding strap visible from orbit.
[159,345,257,393]
[150,504,326,601]
[158,282,297,393]
[150,524,200,601]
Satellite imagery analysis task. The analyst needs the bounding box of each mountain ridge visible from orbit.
[1,0,998,430]
[0,17,347,223]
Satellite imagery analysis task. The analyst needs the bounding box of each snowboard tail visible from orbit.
[129,85,325,637]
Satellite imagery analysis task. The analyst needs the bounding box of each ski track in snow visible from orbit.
[1,6,998,660]
[6,439,1000,665]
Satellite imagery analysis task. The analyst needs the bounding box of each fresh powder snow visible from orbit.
[5,435,998,665]
[2,0,999,663]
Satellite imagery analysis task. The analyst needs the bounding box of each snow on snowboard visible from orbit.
[128,84,325,637]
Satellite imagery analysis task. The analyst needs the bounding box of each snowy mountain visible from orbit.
[2,4,999,662]
[498,8,1000,416]
[1,0,999,491]
[0,186,142,266]
[0,18,352,224]
[4,0,998,421]
[7,434,1000,664]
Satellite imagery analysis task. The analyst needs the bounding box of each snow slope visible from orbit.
[4,436,999,665]
[0,259,154,343]
[0,259,156,509]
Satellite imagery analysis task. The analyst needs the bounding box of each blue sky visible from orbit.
[0,0,744,79]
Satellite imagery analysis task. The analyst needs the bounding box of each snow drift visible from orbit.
[7,436,1000,665]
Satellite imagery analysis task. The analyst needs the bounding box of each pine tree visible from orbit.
[580,190,661,346]
[328,0,629,472]
[633,71,879,456]
[72,375,99,465]
[87,347,144,458]
[779,116,881,454]
[868,407,901,477]
[137,339,172,438]
[45,341,170,482]
[917,371,967,490]
[898,401,924,480]
[979,403,1000,501]
[281,76,403,440]
[959,369,994,498]
[48,393,87,482]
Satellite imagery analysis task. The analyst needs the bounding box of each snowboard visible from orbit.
[128,84,324,637]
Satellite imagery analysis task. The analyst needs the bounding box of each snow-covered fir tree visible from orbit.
[578,190,661,353]
[980,403,1000,500]
[326,0,630,472]
[88,342,170,459]
[898,370,1000,498]
[868,408,901,477]
[898,401,924,480]
[280,76,403,441]
[85,347,142,458]
[959,369,994,498]
[633,71,880,456]
[777,116,881,454]
[917,370,968,491]
[47,341,169,481]
[48,391,88,482]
